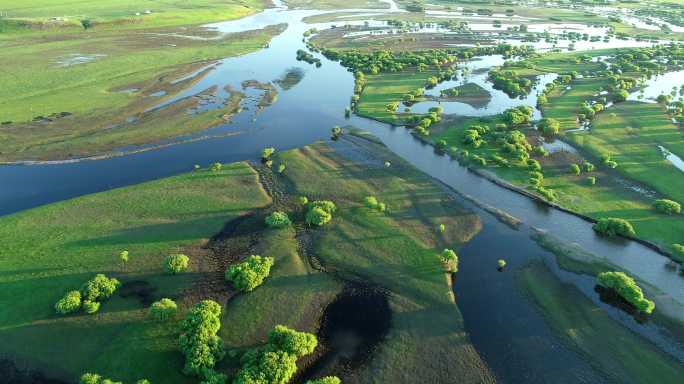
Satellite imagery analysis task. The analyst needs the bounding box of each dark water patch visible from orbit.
[118,280,157,305]
[0,359,67,384]
[298,284,391,382]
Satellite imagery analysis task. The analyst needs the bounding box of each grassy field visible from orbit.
[518,262,684,383]
[276,134,492,383]
[0,162,272,383]
[0,131,495,383]
[0,0,282,161]
[0,0,267,30]
[437,83,491,109]
[541,77,610,131]
[357,70,436,124]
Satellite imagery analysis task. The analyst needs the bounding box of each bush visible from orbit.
[81,274,120,302]
[593,218,636,237]
[538,118,560,136]
[583,161,595,172]
[55,290,82,315]
[306,377,341,384]
[597,271,655,314]
[364,195,379,208]
[79,373,123,384]
[299,196,309,205]
[83,300,101,314]
[179,300,225,377]
[119,250,129,263]
[268,325,318,357]
[234,350,297,384]
[262,147,276,160]
[654,199,681,215]
[277,164,286,173]
[226,255,274,292]
[587,176,597,185]
[569,164,581,175]
[497,259,506,269]
[165,254,190,274]
[149,298,178,321]
[265,211,292,228]
[210,163,222,172]
[440,249,458,272]
[306,200,336,226]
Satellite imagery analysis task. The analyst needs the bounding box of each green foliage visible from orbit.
[265,211,292,228]
[438,223,446,233]
[503,106,533,126]
[136,380,151,384]
[233,350,297,384]
[439,249,458,272]
[364,196,386,212]
[268,325,318,357]
[587,176,597,185]
[81,274,120,302]
[164,254,190,274]
[178,300,225,377]
[225,255,274,292]
[654,199,681,215]
[262,147,276,160]
[210,163,223,172]
[673,244,684,263]
[597,271,655,314]
[305,200,337,226]
[306,377,341,384]
[55,290,81,315]
[299,196,309,206]
[569,164,581,175]
[119,250,129,263]
[583,161,595,172]
[538,118,560,136]
[79,373,122,384]
[593,218,636,237]
[83,300,101,314]
[148,298,178,321]
[497,259,507,269]
[277,164,286,174]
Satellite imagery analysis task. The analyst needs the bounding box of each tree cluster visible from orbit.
[226,255,274,292]
[178,300,226,380]
[597,271,655,314]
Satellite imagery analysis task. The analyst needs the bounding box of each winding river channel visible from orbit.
[3,1,684,382]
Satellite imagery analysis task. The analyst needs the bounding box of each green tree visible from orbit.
[268,325,318,357]
[83,300,101,314]
[306,377,341,384]
[305,201,336,226]
[164,254,190,274]
[569,164,581,175]
[119,250,129,264]
[55,290,81,315]
[497,259,506,269]
[262,147,276,160]
[233,350,297,384]
[81,274,120,302]
[538,118,560,136]
[654,199,681,215]
[225,255,274,292]
[597,271,655,314]
[265,211,292,228]
[440,249,458,272]
[179,300,225,377]
[149,298,178,321]
[593,218,636,237]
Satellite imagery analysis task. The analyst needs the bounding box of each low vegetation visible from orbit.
[596,271,655,314]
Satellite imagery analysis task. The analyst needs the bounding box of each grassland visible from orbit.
[436,83,491,109]
[357,70,436,124]
[0,0,284,162]
[0,131,495,383]
[0,162,272,383]
[518,262,684,383]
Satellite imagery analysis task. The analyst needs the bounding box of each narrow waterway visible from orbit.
[2,1,683,381]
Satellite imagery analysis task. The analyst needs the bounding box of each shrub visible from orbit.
[268,325,318,357]
[538,118,560,136]
[593,218,636,237]
[165,254,190,274]
[79,373,122,384]
[277,164,286,173]
[440,249,458,272]
[81,274,120,302]
[306,377,341,384]
[569,164,581,175]
[597,271,655,314]
[582,161,595,172]
[364,195,379,208]
[233,350,297,384]
[587,176,597,185]
[527,159,541,172]
[210,163,222,172]
[226,255,274,292]
[497,259,506,269]
[306,201,336,226]
[262,147,276,160]
[299,196,309,206]
[384,161,391,168]
[55,290,82,315]
[439,223,446,233]
[265,211,292,228]
[119,250,129,264]
[179,300,225,377]
[149,298,178,321]
[83,300,101,314]
[136,380,151,384]
[654,199,681,215]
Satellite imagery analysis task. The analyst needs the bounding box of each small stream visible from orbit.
[2,1,683,381]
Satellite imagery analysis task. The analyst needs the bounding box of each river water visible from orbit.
[3,1,684,381]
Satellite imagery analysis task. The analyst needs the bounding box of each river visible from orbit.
[2,0,683,382]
